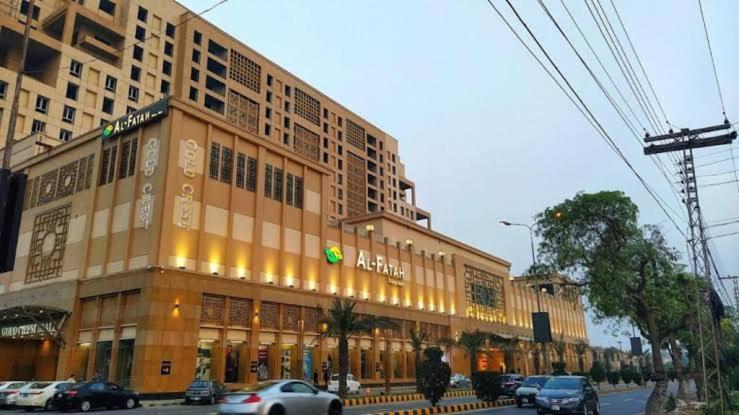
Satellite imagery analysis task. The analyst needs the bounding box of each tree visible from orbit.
[606,371,620,386]
[590,360,606,385]
[620,366,633,384]
[357,314,399,396]
[488,333,523,373]
[455,330,487,375]
[533,191,694,414]
[417,347,451,407]
[575,341,588,374]
[408,328,429,392]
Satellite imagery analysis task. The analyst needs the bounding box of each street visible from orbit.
[0,388,649,415]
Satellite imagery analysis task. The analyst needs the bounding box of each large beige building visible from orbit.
[0,0,590,393]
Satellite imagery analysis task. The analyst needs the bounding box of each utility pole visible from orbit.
[1,0,35,170]
[643,122,736,412]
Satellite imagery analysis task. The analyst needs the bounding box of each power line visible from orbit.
[695,170,738,179]
[695,156,738,168]
[709,230,739,240]
[706,219,739,229]
[484,0,687,239]
[696,0,727,115]
[699,179,739,189]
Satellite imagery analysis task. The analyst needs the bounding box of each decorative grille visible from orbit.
[346,152,367,217]
[345,119,366,150]
[463,265,505,323]
[37,168,58,206]
[56,161,77,199]
[25,204,71,283]
[286,174,293,206]
[209,143,220,179]
[282,304,300,331]
[246,156,257,192]
[294,177,303,209]
[76,157,88,192]
[293,123,319,162]
[304,307,320,332]
[227,89,259,135]
[229,297,252,328]
[220,146,233,184]
[229,49,261,93]
[200,294,225,325]
[260,302,279,329]
[236,153,246,189]
[273,168,283,202]
[264,164,273,198]
[294,88,320,126]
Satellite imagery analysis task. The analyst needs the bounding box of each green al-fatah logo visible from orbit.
[324,246,343,264]
[102,124,114,137]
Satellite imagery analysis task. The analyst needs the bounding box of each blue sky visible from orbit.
[179,0,739,347]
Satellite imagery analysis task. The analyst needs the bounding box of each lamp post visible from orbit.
[499,220,550,373]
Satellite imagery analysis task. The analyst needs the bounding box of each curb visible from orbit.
[343,390,475,407]
[141,400,183,408]
[366,399,515,415]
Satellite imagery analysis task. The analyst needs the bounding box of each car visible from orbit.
[535,376,599,415]
[499,374,525,397]
[218,380,343,415]
[328,374,361,394]
[15,381,74,411]
[185,379,228,404]
[51,381,140,412]
[0,381,29,408]
[514,376,550,407]
[449,374,471,388]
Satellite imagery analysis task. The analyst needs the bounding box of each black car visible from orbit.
[184,379,227,405]
[498,374,524,397]
[51,382,140,412]
[535,376,599,415]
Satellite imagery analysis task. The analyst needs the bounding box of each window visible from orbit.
[35,95,49,114]
[128,86,139,102]
[220,146,233,184]
[284,85,291,97]
[69,60,82,77]
[59,129,72,142]
[338,174,343,185]
[102,97,114,114]
[190,68,200,82]
[338,131,343,141]
[127,106,136,114]
[192,49,201,64]
[337,188,343,199]
[118,138,138,179]
[100,119,109,126]
[283,117,290,128]
[133,46,143,61]
[162,60,172,76]
[286,173,293,206]
[189,87,198,101]
[98,0,116,15]
[266,91,272,103]
[264,164,273,198]
[246,157,257,192]
[265,107,271,119]
[62,105,76,123]
[236,153,246,188]
[295,177,303,209]
[193,30,202,45]
[129,66,141,82]
[99,145,118,186]
[267,74,273,86]
[137,6,148,21]
[264,124,271,136]
[273,168,283,202]
[284,101,290,112]
[323,137,328,148]
[135,26,146,41]
[207,40,228,60]
[164,41,174,57]
[31,120,46,133]
[323,123,328,133]
[105,75,117,92]
[282,132,289,146]
[338,145,343,156]
[323,108,328,119]
[323,153,328,163]
[20,0,40,19]
[161,80,170,95]
[204,94,224,114]
[338,117,343,127]
[166,22,176,38]
[209,143,220,179]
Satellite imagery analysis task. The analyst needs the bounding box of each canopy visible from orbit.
[0,305,70,346]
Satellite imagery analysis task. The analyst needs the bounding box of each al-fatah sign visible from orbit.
[356,251,406,286]
[102,99,168,139]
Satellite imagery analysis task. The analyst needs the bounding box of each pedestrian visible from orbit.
[66,373,77,383]
[313,370,319,388]
[323,368,330,390]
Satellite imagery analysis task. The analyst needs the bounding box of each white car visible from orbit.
[328,374,361,394]
[16,381,74,411]
[0,381,30,407]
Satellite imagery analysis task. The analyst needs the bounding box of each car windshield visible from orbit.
[189,381,210,388]
[69,383,88,391]
[7,382,27,389]
[543,378,582,390]
[522,377,548,387]
[240,382,278,392]
[29,382,52,389]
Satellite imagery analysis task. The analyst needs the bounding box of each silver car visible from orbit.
[217,380,342,415]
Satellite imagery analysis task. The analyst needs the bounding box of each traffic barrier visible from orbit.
[343,389,475,407]
[365,398,516,415]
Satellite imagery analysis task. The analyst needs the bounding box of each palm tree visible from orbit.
[408,328,429,392]
[456,330,487,375]
[488,334,521,373]
[553,333,566,364]
[574,341,588,373]
[360,315,400,396]
[319,299,365,399]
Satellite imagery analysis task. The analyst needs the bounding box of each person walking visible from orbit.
[313,371,319,388]
[322,368,330,390]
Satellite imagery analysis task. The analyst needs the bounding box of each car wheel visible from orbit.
[268,404,285,415]
[593,400,600,415]
[44,399,54,411]
[515,398,523,408]
[79,400,92,412]
[183,398,190,405]
[328,400,342,415]
[125,398,136,409]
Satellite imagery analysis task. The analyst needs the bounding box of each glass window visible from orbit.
[35,95,49,114]
[93,341,113,381]
[137,6,148,22]
[195,341,213,380]
[224,342,240,383]
[115,339,135,388]
[166,23,176,38]
[105,75,117,92]
[193,30,202,45]
[66,83,79,100]
[133,46,143,61]
[69,60,82,77]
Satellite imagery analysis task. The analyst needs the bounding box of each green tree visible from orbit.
[590,360,606,385]
[356,314,399,396]
[408,327,429,392]
[606,371,620,386]
[620,366,633,384]
[470,371,502,402]
[417,347,451,407]
[575,341,588,374]
[533,191,694,414]
[455,330,487,375]
[488,333,522,373]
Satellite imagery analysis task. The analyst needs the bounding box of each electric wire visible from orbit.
[699,179,739,189]
[695,157,738,169]
[706,219,739,229]
[484,0,687,239]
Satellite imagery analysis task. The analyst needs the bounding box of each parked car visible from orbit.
[15,381,73,411]
[219,380,342,415]
[0,381,29,408]
[499,374,525,397]
[328,374,361,394]
[535,376,600,415]
[514,375,550,407]
[51,381,140,412]
[185,379,228,404]
[449,374,471,388]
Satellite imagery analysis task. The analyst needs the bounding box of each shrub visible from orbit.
[417,347,451,407]
[619,367,633,384]
[470,371,502,402]
[606,371,620,385]
[632,369,643,386]
[590,361,606,385]
[552,362,567,376]
[663,394,676,412]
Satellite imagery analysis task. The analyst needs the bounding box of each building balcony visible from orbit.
[76,32,118,59]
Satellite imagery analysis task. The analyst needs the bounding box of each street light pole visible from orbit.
[500,220,549,374]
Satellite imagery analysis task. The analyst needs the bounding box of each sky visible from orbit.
[179,0,739,348]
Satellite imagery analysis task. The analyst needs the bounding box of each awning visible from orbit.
[0,305,70,346]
